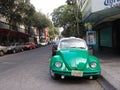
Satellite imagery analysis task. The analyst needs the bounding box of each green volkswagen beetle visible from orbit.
[50,37,101,80]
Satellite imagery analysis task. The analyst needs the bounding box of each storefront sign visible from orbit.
[104,0,120,8]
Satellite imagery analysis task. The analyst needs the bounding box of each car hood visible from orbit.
[59,48,89,70]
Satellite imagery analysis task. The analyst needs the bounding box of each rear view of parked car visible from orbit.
[24,42,36,50]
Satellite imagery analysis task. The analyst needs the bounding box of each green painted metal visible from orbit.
[50,48,101,77]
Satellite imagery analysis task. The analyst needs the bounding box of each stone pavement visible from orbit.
[95,51,120,90]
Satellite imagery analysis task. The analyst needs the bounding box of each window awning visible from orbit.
[0,28,31,37]
[84,7,120,26]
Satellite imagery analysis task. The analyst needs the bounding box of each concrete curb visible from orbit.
[102,67,120,89]
[97,75,116,90]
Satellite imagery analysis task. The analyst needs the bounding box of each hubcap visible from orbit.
[0,51,4,56]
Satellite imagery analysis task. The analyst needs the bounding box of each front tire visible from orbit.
[50,70,61,80]
[12,49,16,53]
[0,51,4,56]
[21,48,24,52]
[30,47,32,50]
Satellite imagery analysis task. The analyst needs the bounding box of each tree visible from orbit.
[22,3,35,33]
[48,27,60,40]
[0,0,52,33]
[0,0,54,43]
[33,11,52,30]
[0,0,30,42]
[0,0,26,27]
[52,4,85,38]
[30,11,52,42]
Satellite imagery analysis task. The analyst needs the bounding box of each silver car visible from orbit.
[7,43,24,53]
[0,45,8,56]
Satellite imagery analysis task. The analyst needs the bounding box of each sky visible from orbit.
[30,0,66,15]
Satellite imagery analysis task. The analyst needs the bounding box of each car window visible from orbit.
[60,39,87,49]
[25,42,30,44]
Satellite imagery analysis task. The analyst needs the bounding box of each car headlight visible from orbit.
[55,61,62,68]
[8,48,12,50]
[90,62,97,68]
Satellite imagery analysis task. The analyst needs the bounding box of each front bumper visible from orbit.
[52,70,101,77]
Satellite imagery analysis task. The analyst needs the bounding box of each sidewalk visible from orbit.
[95,51,120,90]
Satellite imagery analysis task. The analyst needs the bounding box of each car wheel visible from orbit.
[0,51,4,56]
[30,47,32,50]
[50,70,61,80]
[21,48,24,52]
[13,49,16,53]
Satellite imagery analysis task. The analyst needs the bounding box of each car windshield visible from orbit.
[60,39,87,49]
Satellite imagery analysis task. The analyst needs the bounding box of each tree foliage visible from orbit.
[22,3,35,30]
[48,27,60,40]
[0,0,63,41]
[0,0,27,26]
[33,11,52,30]
[51,4,85,38]
[0,0,52,30]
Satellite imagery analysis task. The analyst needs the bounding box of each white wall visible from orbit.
[81,0,120,22]
[92,0,105,12]
[92,0,120,12]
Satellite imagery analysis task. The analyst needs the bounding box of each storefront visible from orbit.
[0,22,31,45]
[80,0,120,53]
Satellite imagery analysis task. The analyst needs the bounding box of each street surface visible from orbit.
[0,45,103,90]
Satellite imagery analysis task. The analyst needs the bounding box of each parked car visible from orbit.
[7,43,24,53]
[35,42,40,48]
[52,41,59,56]
[40,39,48,46]
[50,37,101,80]
[40,41,48,46]
[24,42,36,50]
[0,45,8,56]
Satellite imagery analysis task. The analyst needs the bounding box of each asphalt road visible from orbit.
[0,45,104,90]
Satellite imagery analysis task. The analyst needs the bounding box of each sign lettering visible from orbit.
[104,0,120,8]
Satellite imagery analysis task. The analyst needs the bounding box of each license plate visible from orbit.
[71,70,83,77]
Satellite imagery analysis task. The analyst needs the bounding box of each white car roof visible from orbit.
[60,37,85,42]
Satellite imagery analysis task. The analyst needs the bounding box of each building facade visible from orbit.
[39,27,49,43]
[0,0,35,45]
[80,0,120,53]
